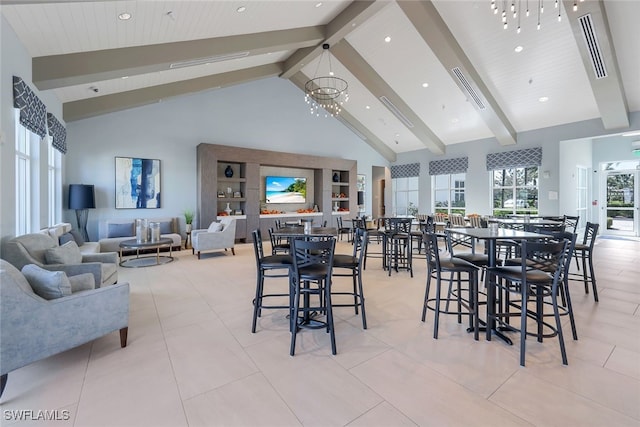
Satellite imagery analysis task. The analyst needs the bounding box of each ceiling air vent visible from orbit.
[451,67,486,110]
[379,96,414,128]
[336,115,367,141]
[170,52,250,69]
[578,13,607,79]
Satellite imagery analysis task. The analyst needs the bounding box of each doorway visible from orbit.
[372,166,386,219]
[600,162,639,237]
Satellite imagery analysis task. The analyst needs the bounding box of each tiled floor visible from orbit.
[2,236,640,426]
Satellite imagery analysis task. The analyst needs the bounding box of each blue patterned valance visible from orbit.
[429,157,468,175]
[486,147,542,170]
[13,76,47,138]
[391,163,420,178]
[47,113,67,154]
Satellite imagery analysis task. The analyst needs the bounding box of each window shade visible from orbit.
[486,147,542,170]
[391,163,420,178]
[47,113,67,154]
[429,157,468,175]
[13,76,47,138]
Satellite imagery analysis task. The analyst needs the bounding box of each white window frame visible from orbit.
[392,176,419,216]
[491,166,539,216]
[576,165,588,228]
[15,114,33,235]
[48,141,62,226]
[432,173,466,215]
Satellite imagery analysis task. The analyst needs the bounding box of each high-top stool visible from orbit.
[332,228,368,329]
[251,229,291,333]
[570,222,599,301]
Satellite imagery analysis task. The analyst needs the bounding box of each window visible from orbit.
[392,176,418,216]
[15,116,33,235]
[48,141,61,225]
[576,166,588,228]
[433,173,466,215]
[492,167,539,216]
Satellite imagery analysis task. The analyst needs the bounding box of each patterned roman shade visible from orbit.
[429,157,468,175]
[391,163,420,178]
[486,147,542,170]
[13,76,47,138]
[47,113,67,154]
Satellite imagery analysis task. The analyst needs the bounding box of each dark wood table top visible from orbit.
[271,227,338,237]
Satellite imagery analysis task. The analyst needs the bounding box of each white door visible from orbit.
[601,169,639,236]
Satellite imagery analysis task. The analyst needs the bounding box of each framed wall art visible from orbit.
[115,156,161,209]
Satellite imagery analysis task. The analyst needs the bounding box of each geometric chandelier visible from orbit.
[304,43,349,117]
[491,0,584,33]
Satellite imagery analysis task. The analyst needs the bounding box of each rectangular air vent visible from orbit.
[170,52,250,69]
[578,13,607,79]
[336,115,367,141]
[451,67,486,110]
[379,96,414,128]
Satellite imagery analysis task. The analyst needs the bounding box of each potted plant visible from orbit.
[184,209,194,232]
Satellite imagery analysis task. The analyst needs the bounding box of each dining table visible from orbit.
[491,218,563,229]
[271,226,338,238]
[445,227,550,345]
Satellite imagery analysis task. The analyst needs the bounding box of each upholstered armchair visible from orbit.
[191,217,236,259]
[0,260,129,398]
[2,233,118,286]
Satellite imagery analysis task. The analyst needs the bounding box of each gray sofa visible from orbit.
[2,233,118,287]
[98,217,182,253]
[40,222,100,255]
[0,259,129,398]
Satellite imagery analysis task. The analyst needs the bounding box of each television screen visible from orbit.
[265,176,307,204]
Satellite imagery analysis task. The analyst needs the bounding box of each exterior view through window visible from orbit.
[433,173,465,215]
[492,167,539,216]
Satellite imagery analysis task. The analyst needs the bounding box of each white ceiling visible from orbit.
[1,0,637,162]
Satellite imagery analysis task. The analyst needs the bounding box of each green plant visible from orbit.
[184,209,194,225]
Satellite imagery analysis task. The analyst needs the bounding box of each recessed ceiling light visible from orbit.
[384,36,391,43]
[539,96,549,102]
[514,45,524,53]
[118,12,131,20]
[422,82,429,88]
[365,105,371,110]
[121,76,128,79]
[315,2,323,8]
[236,6,246,13]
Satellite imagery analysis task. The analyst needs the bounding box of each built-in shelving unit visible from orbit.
[197,143,357,241]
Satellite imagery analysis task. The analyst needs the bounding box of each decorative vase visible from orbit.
[224,165,234,178]
[332,172,339,182]
[224,203,232,215]
[186,223,192,233]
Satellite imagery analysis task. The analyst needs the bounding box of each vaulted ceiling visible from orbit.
[2,0,637,162]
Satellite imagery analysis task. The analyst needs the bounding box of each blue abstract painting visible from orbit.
[115,156,161,208]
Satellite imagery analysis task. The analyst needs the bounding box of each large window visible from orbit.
[392,176,419,216]
[433,173,466,215]
[492,167,539,216]
[15,117,34,234]
[48,141,62,225]
[576,166,588,228]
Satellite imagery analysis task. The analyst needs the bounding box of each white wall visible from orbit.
[66,77,390,239]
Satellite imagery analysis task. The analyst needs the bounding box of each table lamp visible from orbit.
[68,184,95,242]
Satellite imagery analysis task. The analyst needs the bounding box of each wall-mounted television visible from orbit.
[265,176,307,204]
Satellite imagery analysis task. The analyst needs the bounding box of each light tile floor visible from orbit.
[2,237,640,426]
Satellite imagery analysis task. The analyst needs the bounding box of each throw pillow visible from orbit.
[22,264,72,300]
[44,241,83,265]
[108,222,134,238]
[59,232,75,246]
[159,221,172,234]
[207,222,223,232]
[69,273,95,293]
[69,228,85,246]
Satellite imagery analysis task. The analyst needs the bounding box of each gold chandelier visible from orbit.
[304,44,349,118]
[491,0,584,33]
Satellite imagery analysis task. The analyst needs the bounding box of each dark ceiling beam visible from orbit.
[280,0,388,79]
[33,26,323,90]
[331,41,446,155]
[63,63,282,122]
[563,0,628,129]
[397,0,517,146]
[289,71,396,162]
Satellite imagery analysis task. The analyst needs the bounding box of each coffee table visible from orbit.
[119,238,174,268]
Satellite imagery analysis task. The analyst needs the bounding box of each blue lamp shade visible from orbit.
[68,184,95,210]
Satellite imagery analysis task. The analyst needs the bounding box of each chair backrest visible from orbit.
[520,239,568,284]
[534,230,576,281]
[468,216,487,228]
[274,219,283,229]
[2,233,57,270]
[352,228,368,262]
[563,215,579,234]
[252,229,266,264]
[434,213,448,223]
[582,222,599,248]
[383,217,412,234]
[449,214,466,227]
[525,223,566,233]
[290,237,336,281]
[336,216,343,228]
[422,232,443,271]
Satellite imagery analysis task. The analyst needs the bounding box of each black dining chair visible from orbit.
[336,216,351,241]
[382,217,413,277]
[268,227,290,255]
[289,237,337,356]
[487,239,571,366]
[332,228,368,329]
[570,221,599,302]
[251,229,291,333]
[422,232,480,340]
